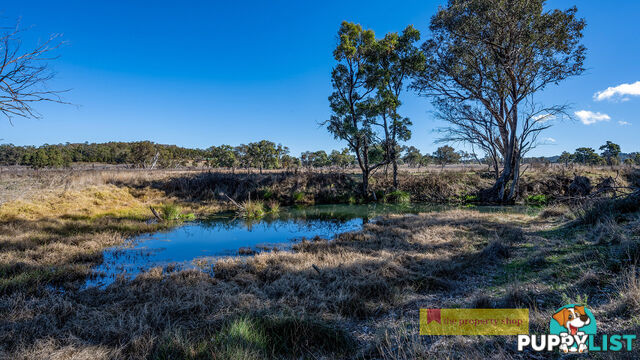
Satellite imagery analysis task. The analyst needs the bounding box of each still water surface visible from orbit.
[85,203,533,288]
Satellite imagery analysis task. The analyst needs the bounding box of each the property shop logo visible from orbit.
[517,304,636,353]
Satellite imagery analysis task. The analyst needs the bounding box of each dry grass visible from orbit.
[2,165,633,206]
[1,167,639,359]
[617,267,640,314]
[0,185,157,221]
[0,206,539,359]
[0,176,218,295]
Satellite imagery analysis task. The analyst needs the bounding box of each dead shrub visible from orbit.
[568,175,592,196]
[579,192,640,225]
[578,269,606,288]
[589,217,628,245]
[409,274,453,292]
[502,282,538,308]
[607,237,640,272]
[497,227,524,243]
[538,205,573,220]
[471,294,494,308]
[482,239,511,259]
[615,267,640,317]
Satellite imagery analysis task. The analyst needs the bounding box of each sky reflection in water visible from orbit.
[85,203,533,288]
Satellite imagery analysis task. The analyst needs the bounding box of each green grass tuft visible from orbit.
[462,194,479,203]
[160,203,182,220]
[525,194,548,206]
[384,190,411,204]
[292,191,305,203]
[152,314,355,359]
[240,200,266,219]
[159,203,195,222]
[266,200,280,214]
[260,188,274,200]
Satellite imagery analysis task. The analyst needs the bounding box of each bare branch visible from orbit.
[0,20,69,124]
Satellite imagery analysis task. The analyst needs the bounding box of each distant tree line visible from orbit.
[556,141,640,166]
[4,140,634,170]
[0,140,498,171]
[0,142,207,169]
[0,141,352,170]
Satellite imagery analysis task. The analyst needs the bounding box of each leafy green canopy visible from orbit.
[413,0,586,201]
[326,21,424,195]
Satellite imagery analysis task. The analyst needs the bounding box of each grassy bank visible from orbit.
[99,166,635,205]
[0,168,638,359]
[2,166,633,206]
[0,181,215,294]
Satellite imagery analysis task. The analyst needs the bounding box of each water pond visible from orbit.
[85,203,534,288]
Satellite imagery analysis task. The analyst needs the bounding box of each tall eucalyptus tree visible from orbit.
[370,25,424,189]
[413,0,586,202]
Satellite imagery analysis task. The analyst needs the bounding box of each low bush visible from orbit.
[384,190,410,204]
[579,191,640,225]
[525,194,548,206]
[260,188,274,200]
[292,191,305,203]
[240,200,266,219]
[462,194,478,203]
[617,267,640,315]
[159,203,195,221]
[266,200,280,214]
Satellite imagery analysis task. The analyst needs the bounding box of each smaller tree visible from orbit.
[30,148,50,169]
[246,140,280,173]
[557,151,574,166]
[280,154,300,171]
[574,147,603,166]
[457,151,473,165]
[234,144,251,171]
[301,150,330,168]
[129,141,157,168]
[209,145,237,170]
[599,141,621,166]
[369,25,424,189]
[329,148,355,168]
[325,21,386,197]
[420,154,433,167]
[433,145,460,169]
[402,146,423,168]
[311,150,329,168]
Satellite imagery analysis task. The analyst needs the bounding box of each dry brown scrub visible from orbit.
[0,187,174,295]
[0,174,218,295]
[0,209,528,359]
[2,204,637,359]
[1,167,639,359]
[1,165,632,205]
[1,206,638,359]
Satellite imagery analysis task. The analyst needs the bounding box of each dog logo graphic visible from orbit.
[550,304,596,353]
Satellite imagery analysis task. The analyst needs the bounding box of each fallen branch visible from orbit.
[312,264,322,275]
[149,206,163,221]
[222,192,245,211]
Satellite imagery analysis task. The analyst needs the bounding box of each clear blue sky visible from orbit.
[1,0,638,156]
